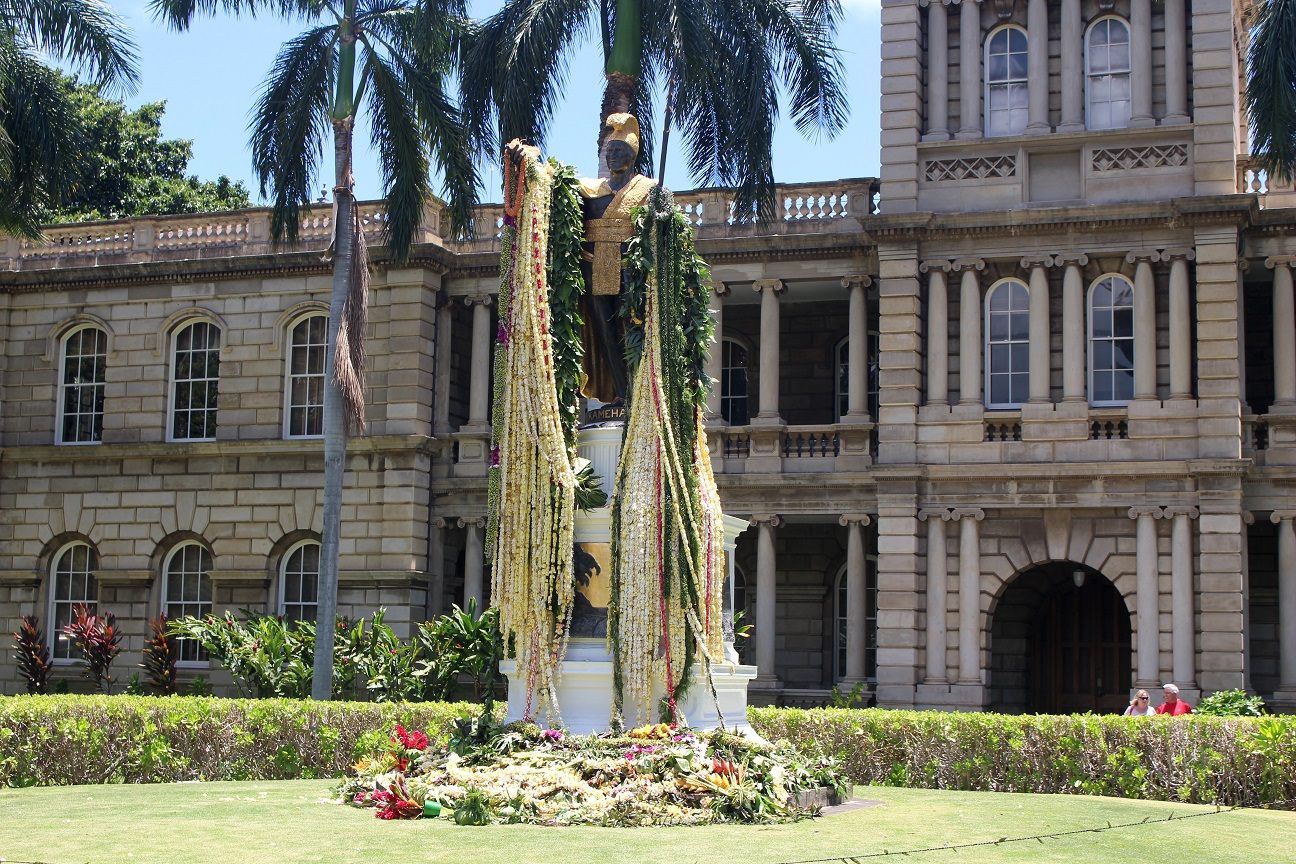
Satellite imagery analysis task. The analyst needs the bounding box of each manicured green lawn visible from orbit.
[0,780,1289,864]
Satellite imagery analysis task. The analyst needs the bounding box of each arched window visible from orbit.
[169,321,221,441]
[1089,275,1136,406]
[284,314,327,438]
[1086,17,1132,130]
[280,540,320,623]
[834,334,881,422]
[986,26,1029,137]
[57,326,107,445]
[832,556,879,683]
[49,542,98,660]
[162,543,213,663]
[720,338,750,425]
[985,279,1031,409]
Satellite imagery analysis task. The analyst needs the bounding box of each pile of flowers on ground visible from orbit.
[339,719,849,826]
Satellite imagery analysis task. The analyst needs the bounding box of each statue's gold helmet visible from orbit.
[602,113,640,155]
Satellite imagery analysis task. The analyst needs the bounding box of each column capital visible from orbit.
[463,293,494,308]
[839,513,872,527]
[918,507,954,522]
[1019,254,1057,270]
[950,508,985,522]
[1125,251,1159,265]
[1128,505,1165,520]
[457,516,487,529]
[1164,506,1200,519]
[949,257,985,273]
[1243,510,1256,526]
[750,514,782,528]
[919,259,952,274]
[1271,511,1296,524]
[1157,248,1196,263]
[1056,252,1090,267]
[712,280,732,298]
[752,279,786,296]
[841,275,873,291]
[1265,256,1296,271]
[431,516,450,529]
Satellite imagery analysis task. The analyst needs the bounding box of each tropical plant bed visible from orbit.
[340,720,848,826]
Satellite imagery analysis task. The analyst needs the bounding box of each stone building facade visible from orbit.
[1,0,1294,711]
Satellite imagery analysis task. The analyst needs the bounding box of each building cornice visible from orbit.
[0,433,439,463]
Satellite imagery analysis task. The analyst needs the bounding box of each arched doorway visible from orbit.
[989,562,1131,714]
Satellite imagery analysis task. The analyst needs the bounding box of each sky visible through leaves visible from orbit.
[79,1,882,204]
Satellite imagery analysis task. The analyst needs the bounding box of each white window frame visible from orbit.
[1085,16,1133,131]
[48,541,98,663]
[985,24,1030,138]
[56,325,108,446]
[720,337,750,425]
[161,542,213,665]
[1088,274,1137,407]
[833,331,881,423]
[279,539,321,623]
[984,278,1032,410]
[167,320,221,443]
[283,313,327,439]
[832,553,880,684]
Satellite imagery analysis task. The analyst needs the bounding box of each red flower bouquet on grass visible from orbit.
[388,724,429,772]
[370,776,422,820]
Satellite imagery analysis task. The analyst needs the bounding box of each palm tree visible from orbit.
[152,0,480,700]
[1246,0,1296,181]
[462,0,847,219]
[0,0,139,236]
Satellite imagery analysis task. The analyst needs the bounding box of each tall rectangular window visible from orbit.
[1089,276,1136,405]
[163,543,212,663]
[285,315,326,438]
[170,321,220,441]
[281,541,320,623]
[986,27,1029,137]
[50,543,97,661]
[58,327,107,444]
[1087,18,1132,130]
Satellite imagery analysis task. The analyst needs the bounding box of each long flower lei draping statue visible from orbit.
[488,116,725,729]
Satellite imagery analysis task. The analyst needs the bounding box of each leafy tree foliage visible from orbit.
[36,75,251,224]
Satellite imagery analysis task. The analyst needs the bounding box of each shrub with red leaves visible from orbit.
[64,604,122,693]
[141,615,178,695]
[12,615,52,694]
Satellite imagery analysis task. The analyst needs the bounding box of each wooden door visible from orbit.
[1031,577,1131,714]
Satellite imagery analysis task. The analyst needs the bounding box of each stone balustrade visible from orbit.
[1238,157,1296,209]
[0,178,879,271]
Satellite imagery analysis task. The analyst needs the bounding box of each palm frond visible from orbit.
[248,23,337,245]
[0,49,86,236]
[1,0,139,91]
[148,0,325,31]
[1246,0,1296,180]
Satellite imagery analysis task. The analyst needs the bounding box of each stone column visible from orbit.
[844,276,872,420]
[1130,506,1162,686]
[840,514,873,683]
[925,0,951,140]
[1272,512,1296,703]
[753,279,786,424]
[954,508,984,683]
[753,515,782,685]
[919,508,951,682]
[1130,0,1154,127]
[1169,506,1199,688]
[957,0,982,139]
[955,259,984,405]
[1025,0,1050,134]
[1267,258,1296,407]
[1166,250,1195,400]
[464,294,493,428]
[1057,0,1084,132]
[922,262,950,405]
[705,282,730,422]
[1023,256,1053,402]
[433,297,454,436]
[458,516,487,612]
[1060,254,1088,401]
[1128,253,1158,400]
[427,516,448,618]
[1162,0,1189,125]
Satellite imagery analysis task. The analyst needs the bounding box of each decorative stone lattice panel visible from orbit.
[1091,144,1189,172]
[923,155,1017,182]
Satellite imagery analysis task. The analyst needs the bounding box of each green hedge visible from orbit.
[749,707,1296,806]
[0,695,480,786]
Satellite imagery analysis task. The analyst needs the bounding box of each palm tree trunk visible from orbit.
[311,6,359,701]
[598,0,641,150]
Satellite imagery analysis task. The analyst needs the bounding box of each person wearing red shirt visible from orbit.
[1155,683,1193,715]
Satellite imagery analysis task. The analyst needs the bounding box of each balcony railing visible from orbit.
[1237,157,1296,209]
[0,178,879,271]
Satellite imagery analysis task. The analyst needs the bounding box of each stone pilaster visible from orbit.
[839,513,873,685]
